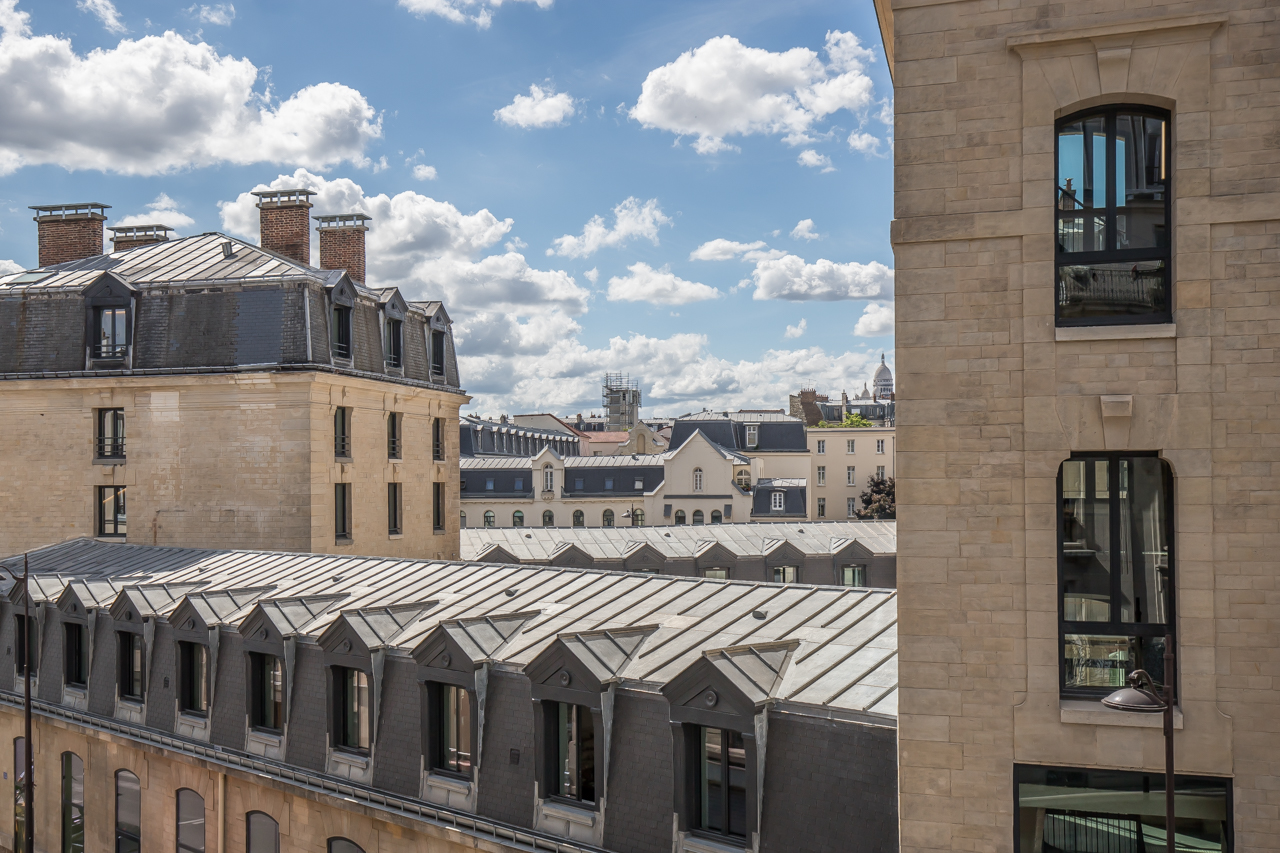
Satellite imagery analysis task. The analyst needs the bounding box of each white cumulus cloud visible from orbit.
[115,193,196,230]
[848,131,883,156]
[78,0,126,33]
[853,302,894,336]
[0,1,381,176]
[797,150,834,171]
[189,3,235,25]
[548,197,670,258]
[583,267,599,284]
[606,262,721,305]
[398,0,552,30]
[0,259,23,275]
[412,164,438,180]
[689,238,766,261]
[749,253,894,302]
[494,84,575,128]
[784,318,807,339]
[630,30,875,156]
[790,219,819,240]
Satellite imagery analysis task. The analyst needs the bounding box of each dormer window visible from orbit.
[249,653,284,731]
[384,318,403,368]
[95,308,127,359]
[63,623,87,687]
[430,329,446,377]
[331,305,352,359]
[770,491,785,512]
[334,666,370,751]
[696,727,748,840]
[177,641,209,716]
[117,632,144,700]
[432,684,473,776]
[547,702,595,804]
[745,424,758,448]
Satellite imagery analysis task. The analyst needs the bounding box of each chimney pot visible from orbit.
[108,224,173,253]
[30,203,110,267]
[252,189,316,265]
[315,213,372,284]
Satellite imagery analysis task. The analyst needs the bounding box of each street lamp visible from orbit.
[1101,633,1175,853]
[0,555,35,853]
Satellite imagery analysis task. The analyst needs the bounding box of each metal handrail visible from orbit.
[91,344,127,359]
[388,438,402,459]
[95,438,126,458]
[335,436,351,458]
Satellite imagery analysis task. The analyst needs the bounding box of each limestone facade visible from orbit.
[807,426,896,520]
[878,1,1279,851]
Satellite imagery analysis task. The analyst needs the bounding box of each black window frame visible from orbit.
[332,665,371,753]
[117,631,144,700]
[92,306,129,360]
[63,623,87,688]
[432,482,445,532]
[387,412,401,460]
[542,509,554,528]
[177,641,210,717]
[1058,451,1176,700]
[334,407,352,459]
[426,682,475,779]
[690,725,748,842]
[542,701,596,806]
[335,483,353,543]
[97,485,127,538]
[246,811,279,853]
[572,510,584,528]
[430,329,446,376]
[331,304,352,360]
[61,751,84,853]
[328,839,365,853]
[115,769,141,853]
[1055,104,1172,327]
[387,482,403,535]
[432,417,444,461]
[176,788,205,853]
[95,408,126,460]
[384,318,403,368]
[13,737,26,853]
[14,615,35,678]
[248,652,284,732]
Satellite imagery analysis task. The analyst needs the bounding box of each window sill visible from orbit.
[1055,323,1176,342]
[541,799,597,826]
[335,456,353,464]
[682,833,747,853]
[330,748,371,768]
[425,773,471,795]
[1060,699,1183,729]
[334,537,353,546]
[388,533,404,540]
[93,457,126,466]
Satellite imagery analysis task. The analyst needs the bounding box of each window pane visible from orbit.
[1114,114,1167,251]
[1062,634,1169,692]
[13,738,25,853]
[557,703,572,798]
[1057,116,1107,253]
[701,728,723,833]
[176,789,205,853]
[329,839,365,853]
[1061,459,1111,622]
[62,753,84,853]
[115,770,141,853]
[725,730,747,838]
[1117,458,1170,625]
[1057,260,1168,320]
[246,813,279,853]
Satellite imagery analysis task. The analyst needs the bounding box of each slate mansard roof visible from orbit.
[1,539,898,721]
[0,232,463,392]
[669,411,808,453]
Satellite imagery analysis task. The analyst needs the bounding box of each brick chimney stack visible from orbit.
[315,213,372,283]
[30,203,110,267]
[252,189,316,265]
[108,224,173,252]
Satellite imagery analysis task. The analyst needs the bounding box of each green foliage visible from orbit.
[841,412,875,428]
[855,475,895,520]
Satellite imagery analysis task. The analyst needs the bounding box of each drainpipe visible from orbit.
[218,770,227,853]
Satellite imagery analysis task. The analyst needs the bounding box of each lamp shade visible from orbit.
[1102,669,1166,713]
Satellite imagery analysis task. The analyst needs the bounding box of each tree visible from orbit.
[855,474,895,519]
[841,412,875,428]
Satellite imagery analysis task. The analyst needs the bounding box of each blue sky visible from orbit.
[0,0,895,417]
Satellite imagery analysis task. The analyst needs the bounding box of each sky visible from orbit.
[0,0,895,418]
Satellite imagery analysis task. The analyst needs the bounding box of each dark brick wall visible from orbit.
[476,671,535,828]
[0,295,86,373]
[37,609,62,702]
[372,657,421,797]
[352,303,383,374]
[759,714,898,853]
[145,624,176,732]
[0,605,14,693]
[210,632,246,749]
[88,617,117,716]
[603,692,673,853]
[284,643,328,772]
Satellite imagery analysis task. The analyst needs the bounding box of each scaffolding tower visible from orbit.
[602,373,641,431]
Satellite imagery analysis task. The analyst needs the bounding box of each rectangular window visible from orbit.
[847,497,857,518]
[876,439,885,454]
[114,769,141,853]
[485,478,494,491]
[334,667,370,751]
[876,465,885,479]
[95,408,125,460]
[574,478,584,490]
[432,481,444,532]
[432,417,444,461]
[61,752,84,853]
[549,702,595,804]
[604,478,614,491]
[387,483,403,535]
[847,466,856,486]
[117,632,143,699]
[703,568,729,580]
[97,485,127,538]
[846,439,855,453]
[94,307,127,359]
[434,684,473,776]
[249,653,284,731]
[1014,764,1230,853]
[1059,454,1174,697]
[816,466,825,486]
[430,330,446,376]
[331,305,351,359]
[816,439,825,454]
[634,478,644,490]
[334,483,352,542]
[387,413,401,459]
[745,424,758,448]
[839,565,867,587]
[14,616,35,677]
[384,318,403,368]
[816,497,826,518]
[334,407,351,458]
[771,566,796,584]
[178,642,209,716]
[63,624,86,687]
[698,727,747,839]
[770,491,784,512]
[13,738,26,853]
[1056,107,1171,326]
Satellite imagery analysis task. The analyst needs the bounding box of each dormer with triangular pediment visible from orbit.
[548,543,593,569]
[693,541,738,577]
[83,272,137,366]
[621,541,666,574]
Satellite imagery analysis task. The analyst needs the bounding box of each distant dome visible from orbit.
[872,354,893,397]
[874,353,892,381]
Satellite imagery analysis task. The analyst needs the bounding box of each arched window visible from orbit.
[692,510,704,526]
[602,509,614,527]
[483,511,495,528]
[638,434,646,452]
[13,738,26,853]
[542,510,554,527]
[328,840,366,853]
[1055,106,1171,326]
[735,469,751,491]
[632,509,644,527]
[711,510,722,524]
[246,812,279,853]
[512,510,524,528]
[459,511,466,528]
[693,468,703,491]
[674,510,686,526]
[572,510,585,528]
[176,789,205,853]
[543,464,554,492]
[115,770,141,853]
[61,752,84,853]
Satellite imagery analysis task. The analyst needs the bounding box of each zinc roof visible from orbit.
[3,539,897,721]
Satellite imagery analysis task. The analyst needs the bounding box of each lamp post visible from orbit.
[1101,633,1175,853]
[0,555,35,853]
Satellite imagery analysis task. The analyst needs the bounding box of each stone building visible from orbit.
[0,538,899,853]
[0,193,467,559]
[877,2,1276,852]
[806,426,895,521]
